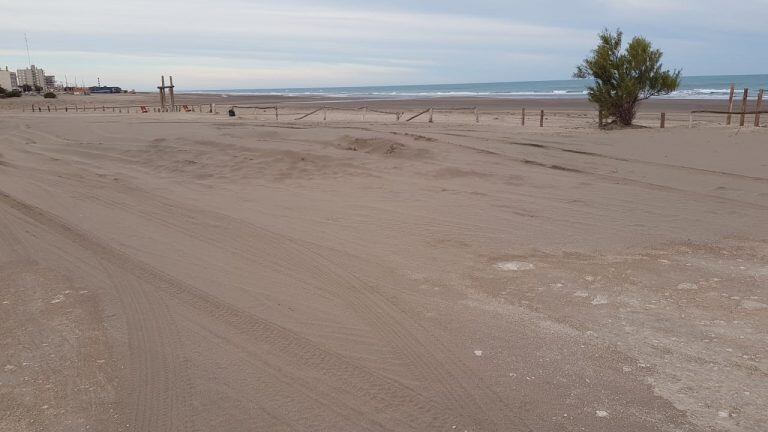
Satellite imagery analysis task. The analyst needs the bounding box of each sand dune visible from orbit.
[0,105,766,431]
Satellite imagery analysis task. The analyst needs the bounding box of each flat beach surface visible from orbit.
[1,93,766,431]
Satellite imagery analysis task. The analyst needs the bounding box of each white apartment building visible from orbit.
[0,67,13,91]
[16,65,46,90]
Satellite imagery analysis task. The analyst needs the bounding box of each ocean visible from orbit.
[193,74,768,100]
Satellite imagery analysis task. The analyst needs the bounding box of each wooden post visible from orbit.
[323,107,327,121]
[726,84,735,125]
[598,110,603,128]
[521,108,525,126]
[64,106,67,112]
[428,108,434,123]
[275,106,279,121]
[739,88,749,127]
[159,76,166,111]
[689,112,694,129]
[47,105,50,112]
[539,110,544,127]
[660,112,666,128]
[212,104,216,114]
[169,76,175,110]
[474,107,479,123]
[755,89,764,127]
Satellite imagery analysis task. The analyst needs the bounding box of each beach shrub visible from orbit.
[43,92,57,99]
[574,28,681,126]
[2,89,22,98]
[0,86,6,95]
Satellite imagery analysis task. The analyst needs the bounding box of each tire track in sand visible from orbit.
[0,188,527,430]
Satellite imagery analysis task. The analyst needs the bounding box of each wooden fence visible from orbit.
[18,101,768,129]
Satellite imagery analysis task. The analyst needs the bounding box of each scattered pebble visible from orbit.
[50,295,65,304]
[591,295,609,305]
[495,261,534,271]
[596,410,609,418]
[584,275,595,282]
[3,365,17,372]
[574,290,589,298]
[474,350,483,357]
[676,282,698,290]
[622,366,633,372]
[718,411,730,418]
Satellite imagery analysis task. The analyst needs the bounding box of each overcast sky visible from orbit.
[1,0,766,90]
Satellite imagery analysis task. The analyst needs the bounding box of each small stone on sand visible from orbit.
[495,261,534,271]
[740,300,767,310]
[676,282,698,290]
[474,351,483,357]
[596,410,609,418]
[591,295,609,305]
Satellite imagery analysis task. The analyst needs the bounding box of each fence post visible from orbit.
[428,108,433,123]
[689,112,694,129]
[726,84,735,125]
[362,107,367,121]
[739,88,749,127]
[521,108,525,126]
[755,89,764,127]
[323,107,328,121]
[47,105,51,112]
[660,112,666,128]
[539,110,544,127]
[65,106,67,112]
[598,110,603,128]
[474,107,479,123]
[275,106,279,121]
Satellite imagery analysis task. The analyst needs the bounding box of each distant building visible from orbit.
[89,86,122,94]
[44,75,56,90]
[10,72,18,89]
[16,65,46,90]
[0,67,12,90]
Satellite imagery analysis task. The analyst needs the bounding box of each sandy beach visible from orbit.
[1,93,766,431]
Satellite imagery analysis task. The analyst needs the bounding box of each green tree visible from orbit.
[574,29,681,126]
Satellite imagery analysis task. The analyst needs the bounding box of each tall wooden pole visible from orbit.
[739,88,749,127]
[539,110,544,127]
[660,112,666,129]
[169,76,176,112]
[159,76,166,112]
[726,84,735,126]
[521,108,525,126]
[755,89,764,127]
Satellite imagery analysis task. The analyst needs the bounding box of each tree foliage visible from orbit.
[574,29,681,126]
[43,92,57,99]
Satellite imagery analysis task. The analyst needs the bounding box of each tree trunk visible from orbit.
[616,102,637,126]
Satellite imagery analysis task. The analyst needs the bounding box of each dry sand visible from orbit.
[1,93,766,431]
